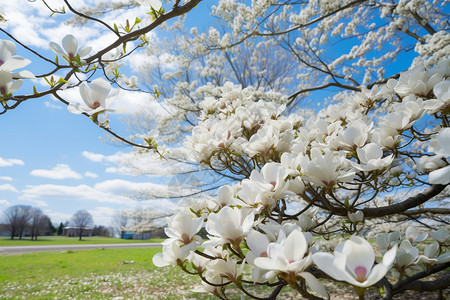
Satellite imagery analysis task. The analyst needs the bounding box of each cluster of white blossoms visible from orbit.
[154,59,450,298]
[0,40,35,97]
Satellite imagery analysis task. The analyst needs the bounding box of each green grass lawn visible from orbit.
[0,236,165,246]
[0,247,302,300]
[0,247,218,299]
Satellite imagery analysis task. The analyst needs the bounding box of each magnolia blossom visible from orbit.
[205,206,254,246]
[49,34,92,62]
[152,240,196,267]
[254,229,328,298]
[394,240,419,271]
[404,226,427,244]
[0,70,22,96]
[376,232,401,254]
[299,148,355,187]
[68,78,117,115]
[313,236,397,288]
[353,143,394,171]
[0,39,34,79]
[164,212,203,246]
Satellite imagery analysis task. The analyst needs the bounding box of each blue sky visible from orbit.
[0,0,212,226]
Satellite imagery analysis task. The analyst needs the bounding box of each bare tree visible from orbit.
[70,210,94,241]
[110,211,129,238]
[2,205,32,240]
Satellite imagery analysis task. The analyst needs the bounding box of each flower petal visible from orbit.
[298,272,329,299]
[62,34,78,56]
[49,42,66,56]
[429,165,450,185]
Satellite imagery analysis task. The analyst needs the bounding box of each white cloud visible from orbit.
[0,200,10,206]
[0,157,24,167]
[0,176,13,181]
[84,171,98,178]
[82,151,105,162]
[44,101,63,109]
[0,184,19,193]
[30,164,83,179]
[20,183,134,205]
[44,210,73,225]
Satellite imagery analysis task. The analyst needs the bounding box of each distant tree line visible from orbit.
[1,205,53,240]
[1,206,112,240]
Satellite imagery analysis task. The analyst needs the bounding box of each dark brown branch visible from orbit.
[390,262,450,296]
[317,184,446,218]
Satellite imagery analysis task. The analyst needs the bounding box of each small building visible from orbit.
[63,227,93,237]
[122,232,152,240]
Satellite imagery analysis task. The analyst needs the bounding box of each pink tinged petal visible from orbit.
[340,236,374,278]
[298,272,329,299]
[11,70,35,79]
[354,266,367,282]
[87,78,112,108]
[429,165,450,185]
[1,56,31,71]
[49,42,66,56]
[62,34,78,58]
[77,46,92,58]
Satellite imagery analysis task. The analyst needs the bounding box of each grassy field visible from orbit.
[0,247,216,299]
[0,247,301,300]
[0,236,165,246]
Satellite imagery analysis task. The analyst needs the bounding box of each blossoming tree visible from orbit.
[0,0,449,299]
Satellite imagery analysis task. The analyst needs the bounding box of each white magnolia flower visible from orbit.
[207,257,245,283]
[429,228,450,244]
[424,80,450,113]
[394,240,419,270]
[353,143,394,171]
[376,232,401,254]
[0,39,34,79]
[313,236,397,288]
[49,34,92,62]
[299,148,355,187]
[205,206,254,246]
[68,78,117,116]
[254,229,328,298]
[164,212,203,246]
[0,70,21,96]
[404,226,427,244]
[152,240,196,267]
[348,211,364,224]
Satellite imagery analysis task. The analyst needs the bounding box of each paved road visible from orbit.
[0,243,162,255]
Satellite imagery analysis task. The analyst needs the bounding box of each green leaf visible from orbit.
[135,17,141,24]
[32,86,39,95]
[55,55,59,64]
[73,54,82,66]
[113,23,119,33]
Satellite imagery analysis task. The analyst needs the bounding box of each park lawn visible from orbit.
[0,247,218,299]
[0,247,304,300]
[0,236,165,246]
